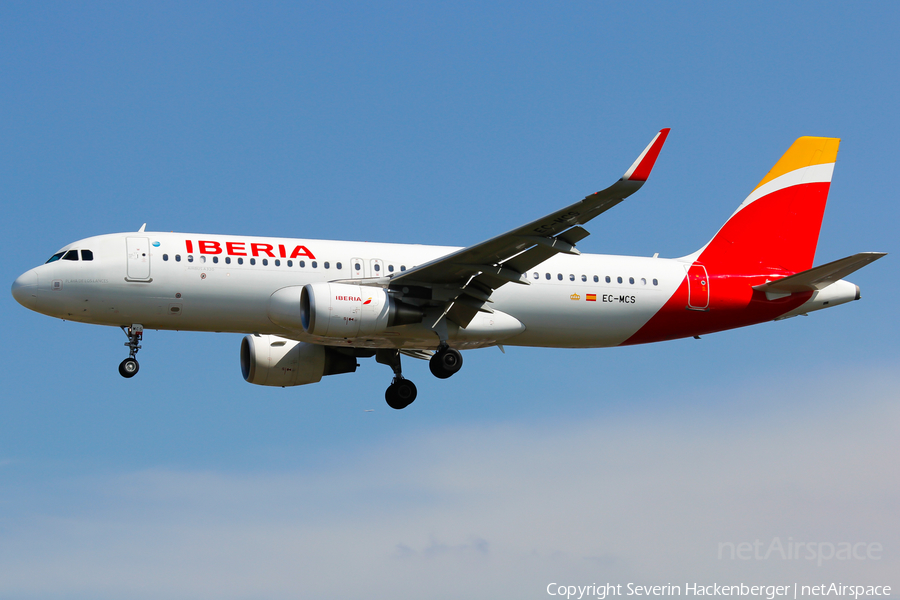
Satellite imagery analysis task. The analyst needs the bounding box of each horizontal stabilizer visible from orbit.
[753,252,886,294]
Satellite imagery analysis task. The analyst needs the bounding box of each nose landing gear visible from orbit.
[118,324,143,378]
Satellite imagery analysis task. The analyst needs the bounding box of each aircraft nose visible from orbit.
[11,269,39,310]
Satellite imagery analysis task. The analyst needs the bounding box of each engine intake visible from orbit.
[240,334,357,387]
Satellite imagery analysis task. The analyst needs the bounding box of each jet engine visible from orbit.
[268,282,423,338]
[240,334,357,387]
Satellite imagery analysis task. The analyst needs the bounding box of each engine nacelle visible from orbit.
[240,334,357,387]
[268,282,423,338]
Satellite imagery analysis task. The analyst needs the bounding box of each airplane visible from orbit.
[11,130,885,410]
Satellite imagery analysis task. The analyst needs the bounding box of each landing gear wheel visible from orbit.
[119,324,144,379]
[385,378,417,410]
[429,346,463,379]
[119,357,139,378]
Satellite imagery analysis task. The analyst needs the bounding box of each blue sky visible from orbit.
[1,2,897,598]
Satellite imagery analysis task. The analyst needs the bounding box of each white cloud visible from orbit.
[1,368,897,599]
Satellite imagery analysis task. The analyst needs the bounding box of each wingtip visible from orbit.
[622,128,670,182]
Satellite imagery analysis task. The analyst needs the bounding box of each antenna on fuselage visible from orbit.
[138,223,146,233]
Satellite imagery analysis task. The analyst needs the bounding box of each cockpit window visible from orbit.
[81,250,94,261]
[62,250,79,261]
[45,252,65,264]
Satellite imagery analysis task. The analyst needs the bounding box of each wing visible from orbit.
[390,129,670,328]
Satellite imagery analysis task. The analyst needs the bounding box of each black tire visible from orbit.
[429,347,463,379]
[119,358,139,378]
[385,379,417,409]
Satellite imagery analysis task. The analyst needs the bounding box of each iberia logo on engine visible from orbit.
[335,296,362,302]
[335,296,373,304]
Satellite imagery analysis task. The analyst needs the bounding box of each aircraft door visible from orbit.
[350,258,365,278]
[126,237,151,281]
[686,263,709,310]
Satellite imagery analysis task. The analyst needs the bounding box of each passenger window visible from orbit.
[593,275,599,283]
[400,266,406,271]
[569,274,575,281]
[545,273,551,280]
[250,258,256,265]
[163,254,169,261]
[225,257,231,264]
[62,250,79,261]
[81,250,93,261]
[388,265,394,272]
[200,256,206,263]
[337,262,342,270]
[354,262,361,271]
[287,260,292,267]
[641,278,647,285]
[617,276,623,284]
[653,278,659,286]
[299,260,306,267]
[324,262,330,269]
[581,275,587,282]
[213,256,219,264]
[533,272,539,280]
[312,261,318,268]
[274,259,280,266]
[374,264,380,272]
[557,273,563,281]
[237,257,243,265]
[262,259,268,266]
[629,277,634,284]
[188,255,194,263]
[176,255,181,262]
[606,276,611,283]
[45,252,64,264]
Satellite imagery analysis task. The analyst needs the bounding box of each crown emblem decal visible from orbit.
[570,293,581,301]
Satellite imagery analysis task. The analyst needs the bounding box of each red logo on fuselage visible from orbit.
[185,240,316,260]
[335,296,362,301]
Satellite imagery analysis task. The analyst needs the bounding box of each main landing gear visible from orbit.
[118,324,143,378]
[377,349,417,410]
[376,345,464,410]
[429,344,463,379]
[386,378,418,410]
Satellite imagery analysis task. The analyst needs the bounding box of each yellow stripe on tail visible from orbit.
[753,137,840,192]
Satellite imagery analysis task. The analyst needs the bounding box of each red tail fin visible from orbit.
[692,137,840,275]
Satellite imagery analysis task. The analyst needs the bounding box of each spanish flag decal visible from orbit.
[586,294,597,302]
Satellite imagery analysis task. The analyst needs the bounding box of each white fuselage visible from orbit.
[16,231,690,350]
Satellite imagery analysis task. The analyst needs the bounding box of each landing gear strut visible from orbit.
[118,324,143,378]
[377,349,417,410]
[429,344,463,379]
